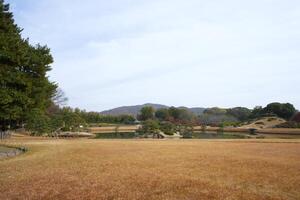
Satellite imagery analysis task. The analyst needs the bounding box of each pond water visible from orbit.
[95,132,136,139]
[0,146,26,159]
[188,132,247,139]
[95,132,247,139]
[94,131,300,139]
[0,146,14,153]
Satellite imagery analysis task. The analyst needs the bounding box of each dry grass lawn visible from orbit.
[1,138,300,200]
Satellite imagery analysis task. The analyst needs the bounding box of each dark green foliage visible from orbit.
[249,106,264,119]
[199,107,239,126]
[0,1,56,131]
[226,107,251,121]
[59,107,85,131]
[198,113,238,126]
[155,108,170,121]
[168,107,181,119]
[25,109,51,135]
[168,107,195,123]
[263,103,296,120]
[203,107,227,115]
[159,121,175,135]
[35,105,137,135]
[199,103,297,126]
[249,103,296,120]
[79,111,136,124]
[155,107,196,124]
[137,119,159,136]
[137,106,155,121]
[26,107,85,135]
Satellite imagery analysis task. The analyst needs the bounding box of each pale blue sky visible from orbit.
[6,0,300,111]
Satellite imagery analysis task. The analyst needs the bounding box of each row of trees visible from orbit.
[136,103,298,137]
[137,103,298,131]
[199,103,297,126]
[138,106,197,124]
[79,111,135,124]
[28,102,298,135]
[26,105,137,135]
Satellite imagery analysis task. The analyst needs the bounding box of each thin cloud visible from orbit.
[7,0,300,111]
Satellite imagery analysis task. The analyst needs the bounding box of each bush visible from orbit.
[137,120,160,136]
[226,107,251,121]
[159,121,175,135]
[26,109,51,135]
[221,121,241,127]
[263,103,296,120]
[198,113,238,126]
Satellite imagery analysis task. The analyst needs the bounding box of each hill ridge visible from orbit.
[100,103,205,116]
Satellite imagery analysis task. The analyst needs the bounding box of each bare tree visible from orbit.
[52,88,68,107]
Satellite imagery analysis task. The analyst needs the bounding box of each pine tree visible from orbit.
[0,0,56,131]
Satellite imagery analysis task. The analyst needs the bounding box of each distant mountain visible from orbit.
[189,107,206,115]
[100,103,205,116]
[100,103,168,116]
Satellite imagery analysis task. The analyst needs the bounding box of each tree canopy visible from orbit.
[137,106,155,121]
[0,1,57,130]
[263,103,296,120]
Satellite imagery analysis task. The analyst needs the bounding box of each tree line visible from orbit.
[139,103,297,125]
[136,103,298,136]
[26,105,136,135]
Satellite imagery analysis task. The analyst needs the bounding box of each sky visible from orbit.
[6,0,300,111]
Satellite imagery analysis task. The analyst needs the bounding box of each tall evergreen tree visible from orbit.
[0,0,56,130]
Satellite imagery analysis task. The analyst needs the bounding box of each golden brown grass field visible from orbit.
[1,138,300,200]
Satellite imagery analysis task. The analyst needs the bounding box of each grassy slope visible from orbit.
[0,138,300,200]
